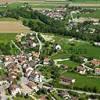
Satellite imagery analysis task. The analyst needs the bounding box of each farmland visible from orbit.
[0,20,31,33]
[0,0,67,9]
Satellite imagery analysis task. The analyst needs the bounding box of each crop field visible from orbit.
[0,20,31,33]
[0,0,67,9]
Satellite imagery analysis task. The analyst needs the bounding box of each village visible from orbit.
[0,0,100,99]
[0,31,100,100]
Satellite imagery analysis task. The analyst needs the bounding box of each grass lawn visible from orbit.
[0,65,7,80]
[0,68,6,76]
[58,60,80,68]
[0,33,17,43]
[62,71,100,92]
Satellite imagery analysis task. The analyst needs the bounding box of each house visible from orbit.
[55,44,62,51]
[77,65,86,74]
[43,57,50,65]
[43,84,53,92]
[17,55,26,65]
[23,65,33,77]
[60,64,68,69]
[7,63,20,82]
[4,56,15,67]
[58,90,71,100]
[39,95,47,100]
[8,84,21,96]
[21,83,33,95]
[83,58,88,62]
[32,51,40,58]
[26,81,39,92]
[60,76,75,85]
[32,43,37,48]
[29,71,44,83]
[91,59,100,66]
[94,42,100,47]
[95,68,100,75]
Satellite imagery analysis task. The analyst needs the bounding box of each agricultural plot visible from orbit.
[0,20,31,33]
[0,0,67,9]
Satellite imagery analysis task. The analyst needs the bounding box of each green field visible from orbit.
[62,71,100,92]
[0,33,17,43]
[71,0,100,3]
[5,0,67,9]
[78,9,100,18]
[0,18,17,21]
[58,60,80,68]
[47,33,100,59]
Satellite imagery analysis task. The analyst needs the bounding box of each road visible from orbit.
[54,58,69,65]
[11,40,22,52]
[82,63,94,71]
[35,32,43,55]
[55,88,100,96]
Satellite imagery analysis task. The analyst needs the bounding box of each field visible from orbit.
[0,0,67,9]
[0,33,16,43]
[78,10,100,18]
[42,33,100,59]
[70,0,100,3]
[70,3,100,7]
[58,60,80,68]
[0,20,31,33]
[62,71,100,92]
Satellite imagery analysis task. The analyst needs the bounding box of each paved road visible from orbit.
[54,58,69,65]
[55,88,100,96]
[82,63,94,71]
